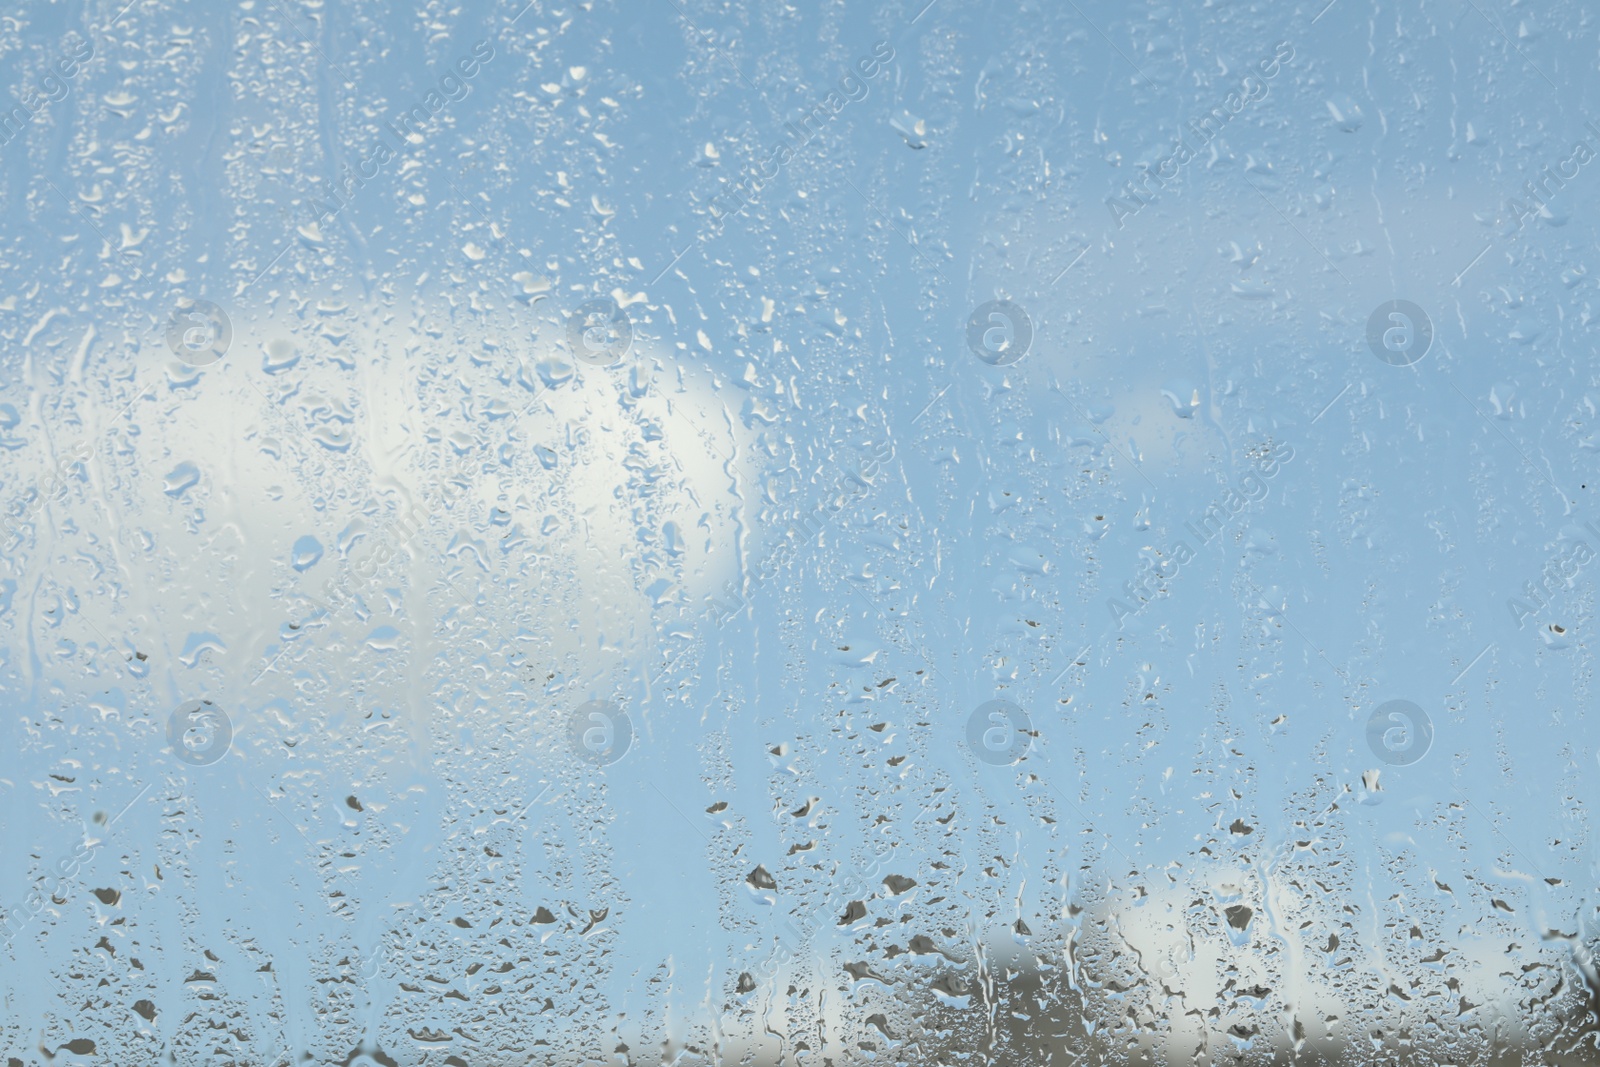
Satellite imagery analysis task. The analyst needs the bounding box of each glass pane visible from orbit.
[3,1,1597,1064]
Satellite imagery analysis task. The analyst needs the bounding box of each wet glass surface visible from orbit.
[2,1,1600,1064]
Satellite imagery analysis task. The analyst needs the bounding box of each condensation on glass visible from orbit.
[1,1,1597,1065]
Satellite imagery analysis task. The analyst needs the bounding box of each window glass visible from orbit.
[2,2,1598,1064]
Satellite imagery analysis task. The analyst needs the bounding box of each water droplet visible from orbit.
[163,462,200,497]
[291,535,324,571]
